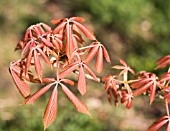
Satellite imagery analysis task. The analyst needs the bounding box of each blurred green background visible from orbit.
[0,0,169,131]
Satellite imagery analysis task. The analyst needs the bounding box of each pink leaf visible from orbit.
[71,17,85,22]
[33,26,41,36]
[41,37,53,47]
[51,18,66,25]
[36,48,51,66]
[150,84,156,104]
[36,25,45,34]
[59,62,79,79]
[34,49,43,82]
[52,39,61,51]
[161,72,170,82]
[119,59,127,67]
[133,82,153,96]
[72,30,84,44]
[156,55,170,69]
[25,49,33,74]
[61,84,92,117]
[23,83,54,104]
[24,29,29,41]
[73,21,96,40]
[40,23,51,32]
[95,46,103,73]
[21,41,32,56]
[131,79,149,88]
[83,64,98,81]
[53,21,66,33]
[66,23,74,59]
[77,66,86,95]
[85,45,98,63]
[9,67,30,98]
[43,86,58,130]
[147,116,169,131]
[62,79,75,86]
[102,46,111,63]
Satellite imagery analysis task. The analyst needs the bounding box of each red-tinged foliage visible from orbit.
[48,34,63,51]
[132,72,160,104]
[36,47,51,65]
[164,92,170,103]
[23,83,54,104]
[162,86,170,103]
[155,55,170,69]
[51,17,96,60]
[9,16,170,130]
[59,62,79,78]
[102,75,118,91]
[120,91,133,109]
[84,42,110,73]
[43,86,58,130]
[65,23,74,59]
[34,49,43,81]
[51,18,66,25]
[147,115,169,131]
[73,20,96,40]
[102,75,134,108]
[71,16,85,23]
[112,59,134,77]
[59,59,98,95]
[77,66,86,95]
[61,84,92,118]
[161,72,170,83]
[107,88,119,107]
[9,64,30,98]
[85,44,99,63]
[95,46,104,73]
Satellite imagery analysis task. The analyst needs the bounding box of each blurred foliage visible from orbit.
[0,101,103,131]
[57,0,170,72]
[0,0,169,131]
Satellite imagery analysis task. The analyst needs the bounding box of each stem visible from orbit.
[165,100,170,117]
[123,71,131,93]
[123,71,128,82]
[78,44,97,51]
[73,70,101,82]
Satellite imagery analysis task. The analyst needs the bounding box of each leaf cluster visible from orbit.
[9,16,170,130]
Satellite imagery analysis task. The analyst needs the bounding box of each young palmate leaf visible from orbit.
[52,17,96,40]
[132,72,160,104]
[85,42,111,73]
[59,59,98,95]
[51,17,96,60]
[112,59,134,76]
[120,91,133,109]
